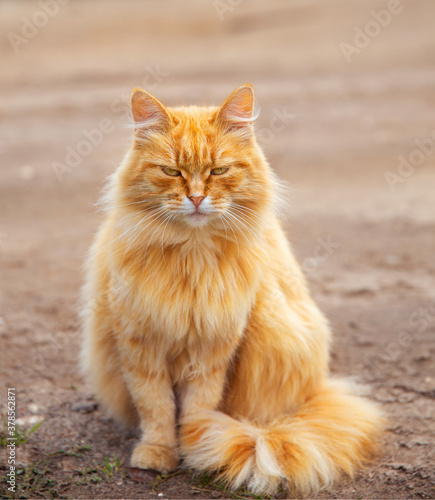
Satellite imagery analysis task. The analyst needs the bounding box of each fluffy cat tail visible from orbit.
[180,379,385,496]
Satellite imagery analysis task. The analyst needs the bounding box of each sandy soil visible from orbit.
[0,0,434,498]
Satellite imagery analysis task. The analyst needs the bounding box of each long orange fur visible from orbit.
[81,84,385,495]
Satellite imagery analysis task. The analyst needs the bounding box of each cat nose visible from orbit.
[189,196,205,209]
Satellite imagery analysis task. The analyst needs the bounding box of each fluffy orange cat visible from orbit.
[81,84,384,495]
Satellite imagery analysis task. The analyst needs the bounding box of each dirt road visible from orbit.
[1,0,434,498]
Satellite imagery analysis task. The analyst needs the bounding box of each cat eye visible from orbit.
[210,167,230,175]
[161,166,181,177]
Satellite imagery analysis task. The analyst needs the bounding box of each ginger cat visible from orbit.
[81,84,384,495]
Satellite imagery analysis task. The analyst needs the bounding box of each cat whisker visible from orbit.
[226,209,261,244]
[142,210,174,274]
[230,204,264,225]
[231,202,264,217]
[160,213,177,269]
[79,210,148,258]
[231,204,266,229]
[112,207,168,259]
[111,199,166,210]
[94,193,168,213]
[220,213,239,259]
[96,211,147,251]
[218,214,228,243]
[224,211,254,253]
[123,207,168,248]
[231,204,268,220]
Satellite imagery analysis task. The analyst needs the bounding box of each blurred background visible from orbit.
[1,1,434,498]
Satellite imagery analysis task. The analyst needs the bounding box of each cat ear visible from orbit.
[131,88,170,136]
[216,84,256,136]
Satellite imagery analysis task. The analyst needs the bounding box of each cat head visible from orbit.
[110,85,281,246]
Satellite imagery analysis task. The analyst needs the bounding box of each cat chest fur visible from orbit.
[111,244,261,349]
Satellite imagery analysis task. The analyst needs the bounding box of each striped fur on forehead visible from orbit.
[169,106,218,170]
[175,133,213,170]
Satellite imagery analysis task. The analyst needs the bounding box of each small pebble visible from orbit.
[27,403,39,414]
[19,165,35,180]
[15,415,44,427]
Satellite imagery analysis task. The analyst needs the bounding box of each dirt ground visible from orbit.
[1,0,434,498]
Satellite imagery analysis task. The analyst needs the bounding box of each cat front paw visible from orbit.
[130,442,179,473]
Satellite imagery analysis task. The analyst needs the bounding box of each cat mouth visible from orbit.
[189,212,206,220]
[185,211,209,226]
